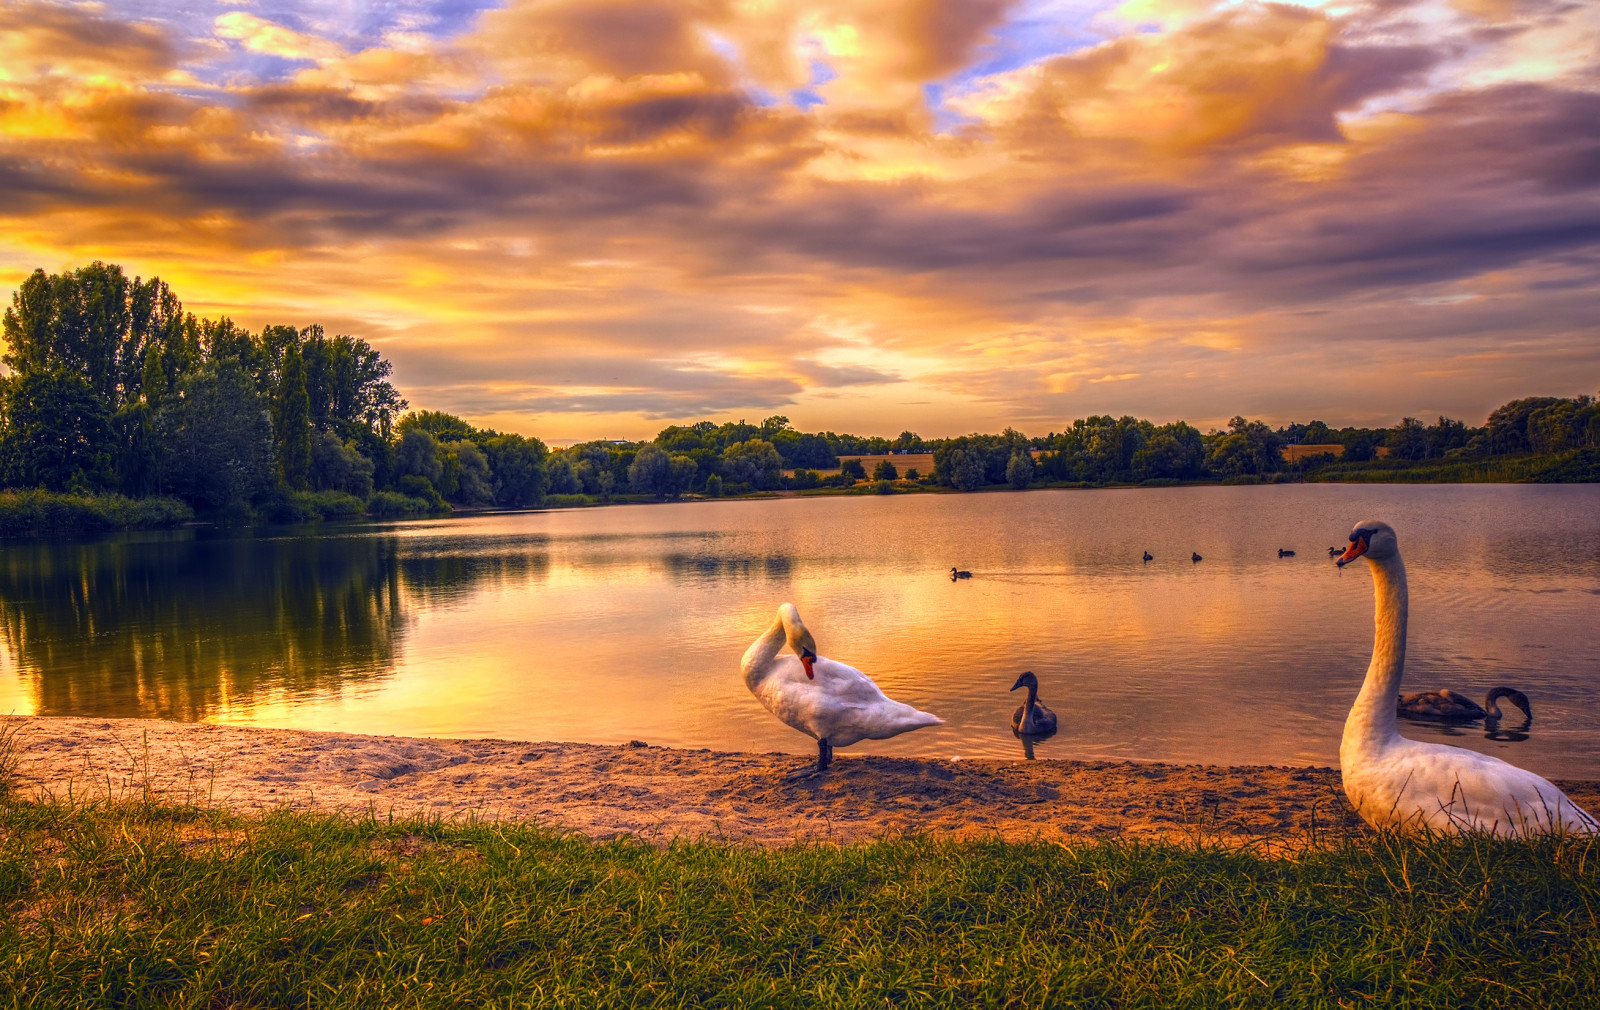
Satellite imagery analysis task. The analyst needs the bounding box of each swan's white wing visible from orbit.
[754,655,940,748]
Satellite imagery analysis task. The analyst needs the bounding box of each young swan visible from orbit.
[1009,671,1059,735]
[1336,520,1596,835]
[741,603,942,776]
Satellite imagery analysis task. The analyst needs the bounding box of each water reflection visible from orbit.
[1014,726,1058,760]
[0,529,552,721]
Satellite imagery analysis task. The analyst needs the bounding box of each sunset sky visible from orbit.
[1,0,1596,441]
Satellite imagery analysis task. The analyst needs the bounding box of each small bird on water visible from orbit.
[1142,550,1153,562]
[1192,552,1202,563]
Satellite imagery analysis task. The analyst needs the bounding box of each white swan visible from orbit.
[1336,520,1596,836]
[741,603,942,775]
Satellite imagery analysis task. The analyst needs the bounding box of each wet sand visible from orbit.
[9,716,1599,849]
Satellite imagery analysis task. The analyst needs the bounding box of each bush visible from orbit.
[0,490,192,537]
[544,494,592,508]
[840,459,866,480]
[395,475,448,511]
[873,479,894,494]
[704,474,724,497]
[787,469,818,490]
[367,490,447,516]
[872,460,898,481]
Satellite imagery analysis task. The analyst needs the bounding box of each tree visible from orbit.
[545,455,580,494]
[721,439,784,489]
[1207,417,1283,477]
[629,444,695,498]
[398,410,477,444]
[1,370,114,491]
[444,439,493,504]
[1131,422,1205,480]
[159,360,272,508]
[484,434,548,507]
[309,431,375,497]
[392,428,442,487]
[946,447,986,490]
[1006,449,1033,489]
[873,459,899,481]
[839,458,866,481]
[274,343,312,489]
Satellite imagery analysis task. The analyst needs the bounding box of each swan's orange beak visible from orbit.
[1336,537,1368,567]
[800,649,816,679]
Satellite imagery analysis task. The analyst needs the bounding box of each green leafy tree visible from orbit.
[484,434,548,507]
[873,459,899,481]
[839,458,867,481]
[945,447,986,490]
[392,428,442,487]
[274,343,312,489]
[704,473,723,497]
[443,439,493,504]
[544,455,580,495]
[721,439,785,489]
[1006,449,1033,489]
[159,360,272,508]
[309,431,375,498]
[1,370,114,491]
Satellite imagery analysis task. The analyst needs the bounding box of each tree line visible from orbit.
[4,263,1596,520]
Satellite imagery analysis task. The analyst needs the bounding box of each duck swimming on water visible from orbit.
[1009,671,1058,735]
[1278,548,1296,557]
[1192,552,1202,563]
[1142,551,1153,562]
[950,567,972,579]
[1398,687,1532,723]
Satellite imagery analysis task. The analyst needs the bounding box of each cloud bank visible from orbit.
[1,0,1596,438]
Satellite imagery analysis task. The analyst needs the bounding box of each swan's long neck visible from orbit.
[1345,553,1406,752]
[741,614,787,688]
[1023,682,1039,714]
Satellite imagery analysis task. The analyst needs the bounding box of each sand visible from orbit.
[9,716,1599,849]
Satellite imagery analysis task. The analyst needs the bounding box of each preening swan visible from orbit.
[1398,687,1532,724]
[1336,520,1595,835]
[741,604,942,776]
[1009,671,1058,735]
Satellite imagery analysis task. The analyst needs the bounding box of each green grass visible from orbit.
[1,769,1597,1008]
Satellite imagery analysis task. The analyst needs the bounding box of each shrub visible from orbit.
[367,490,446,516]
[544,494,592,507]
[704,474,724,497]
[0,490,192,537]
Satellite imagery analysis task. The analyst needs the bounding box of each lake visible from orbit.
[2,485,1598,776]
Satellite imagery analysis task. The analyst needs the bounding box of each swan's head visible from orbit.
[1336,520,1397,567]
[777,603,819,679]
[1010,671,1039,692]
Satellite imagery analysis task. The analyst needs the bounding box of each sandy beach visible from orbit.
[9,715,1598,849]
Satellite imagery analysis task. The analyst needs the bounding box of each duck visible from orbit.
[1192,552,1203,563]
[1009,671,1058,735]
[1329,546,1341,557]
[741,603,942,777]
[1278,548,1296,557]
[1398,687,1532,724]
[950,567,972,579]
[1142,551,1153,562]
[1335,520,1595,835]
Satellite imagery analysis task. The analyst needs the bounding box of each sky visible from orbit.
[1,0,1596,441]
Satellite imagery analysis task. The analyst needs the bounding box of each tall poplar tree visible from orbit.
[275,342,312,490]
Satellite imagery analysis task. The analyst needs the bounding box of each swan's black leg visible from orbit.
[784,738,833,780]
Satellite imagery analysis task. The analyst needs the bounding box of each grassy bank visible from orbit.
[1,765,1596,1008]
[1304,448,1600,484]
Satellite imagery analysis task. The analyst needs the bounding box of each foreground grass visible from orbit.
[1,791,1597,1009]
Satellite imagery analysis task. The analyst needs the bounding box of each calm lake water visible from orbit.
[2,485,1598,776]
